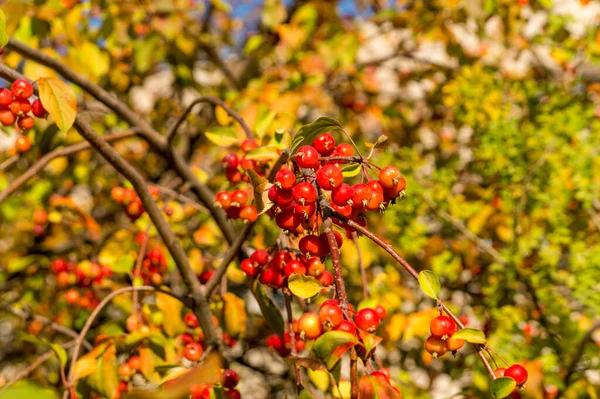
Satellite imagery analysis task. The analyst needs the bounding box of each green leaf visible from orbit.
[341,162,361,178]
[356,329,382,356]
[311,331,359,370]
[288,273,323,299]
[245,147,280,162]
[255,110,277,139]
[490,377,517,398]
[205,127,240,147]
[38,77,77,133]
[110,254,134,274]
[298,390,315,399]
[0,9,8,47]
[0,381,58,399]
[365,135,388,149]
[452,328,487,344]
[49,343,68,369]
[418,270,440,300]
[262,0,287,30]
[244,35,263,54]
[8,255,38,273]
[252,280,285,335]
[291,117,342,155]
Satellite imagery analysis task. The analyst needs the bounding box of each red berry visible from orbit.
[284,259,306,277]
[181,332,195,345]
[332,183,354,206]
[15,135,31,154]
[319,302,344,329]
[446,337,465,351]
[269,185,293,206]
[275,169,296,190]
[225,389,241,399]
[292,182,317,205]
[298,234,325,257]
[0,88,12,107]
[354,308,380,333]
[226,168,242,183]
[374,305,387,320]
[430,315,456,340]
[294,145,320,169]
[225,206,241,219]
[318,270,334,287]
[240,139,258,153]
[366,179,384,194]
[370,370,391,385]
[312,133,336,156]
[335,320,357,335]
[241,258,259,277]
[9,98,31,115]
[505,364,528,386]
[239,205,258,222]
[215,191,232,209]
[275,211,300,230]
[250,249,270,266]
[17,115,34,130]
[222,153,239,169]
[366,188,384,212]
[265,334,285,353]
[333,143,355,158]
[184,342,203,362]
[222,369,239,389]
[51,259,68,273]
[298,312,323,340]
[230,190,248,207]
[316,164,343,190]
[331,203,352,218]
[294,202,316,220]
[31,99,48,118]
[65,289,80,305]
[383,176,406,199]
[0,109,16,126]
[119,363,133,379]
[319,231,343,253]
[306,257,325,277]
[351,184,372,209]
[425,335,448,358]
[240,157,255,171]
[12,79,34,99]
[190,384,210,398]
[185,312,199,329]
[378,166,402,189]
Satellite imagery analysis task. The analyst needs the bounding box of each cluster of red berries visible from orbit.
[359,368,403,398]
[240,248,334,289]
[424,315,465,358]
[50,258,112,310]
[111,185,160,221]
[494,364,529,389]
[215,188,257,222]
[221,138,267,183]
[134,247,168,285]
[0,79,48,154]
[187,369,240,399]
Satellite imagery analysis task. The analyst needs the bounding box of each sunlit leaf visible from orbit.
[341,163,361,178]
[38,77,77,133]
[452,328,487,344]
[0,10,7,47]
[49,343,68,369]
[311,331,359,370]
[288,273,323,299]
[109,254,134,274]
[490,377,517,398]
[251,280,285,336]
[0,381,58,399]
[156,292,187,337]
[255,110,277,139]
[291,117,342,155]
[365,135,388,149]
[223,292,247,339]
[245,147,280,162]
[418,270,440,300]
[205,126,240,147]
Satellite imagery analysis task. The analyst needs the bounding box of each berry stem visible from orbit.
[283,288,304,393]
[318,155,363,163]
[131,225,151,317]
[323,218,349,311]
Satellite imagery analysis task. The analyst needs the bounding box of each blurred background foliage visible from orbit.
[1,0,600,398]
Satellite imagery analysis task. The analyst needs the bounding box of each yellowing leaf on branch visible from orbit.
[156,292,186,337]
[38,77,77,133]
[223,293,247,339]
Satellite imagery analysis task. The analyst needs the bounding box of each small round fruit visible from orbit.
[9,98,31,115]
[215,191,232,209]
[190,384,210,398]
[378,165,402,189]
[12,79,34,99]
[119,363,133,379]
[185,312,199,329]
[316,164,343,190]
[284,259,306,277]
[33,209,48,225]
[299,234,325,257]
[240,139,258,153]
[0,88,12,107]
[333,143,355,158]
[241,258,259,277]
[312,132,336,155]
[297,312,323,340]
[319,302,344,329]
[318,270,334,287]
[306,257,325,277]
[374,305,387,320]
[17,115,34,130]
[0,109,16,126]
[494,368,506,378]
[335,320,357,335]
[505,364,528,386]
[226,168,242,183]
[65,289,80,305]
[430,315,456,340]
[331,183,354,206]
[239,205,258,222]
[446,337,465,351]
[250,249,270,266]
[351,184,372,209]
[128,356,141,371]
[354,308,380,333]
[292,182,317,205]
[184,342,203,362]
[275,211,300,230]
[31,99,48,118]
[15,135,31,154]
[230,190,248,207]
[222,153,239,169]
[425,335,448,358]
[275,168,296,190]
[294,145,320,169]
[222,369,239,389]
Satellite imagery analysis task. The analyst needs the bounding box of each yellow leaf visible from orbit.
[156,292,186,337]
[466,205,494,235]
[215,105,231,126]
[222,293,247,339]
[38,77,77,133]
[73,357,97,380]
[496,224,513,242]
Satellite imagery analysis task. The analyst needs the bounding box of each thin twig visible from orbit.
[0,155,18,171]
[352,232,369,299]
[283,289,303,392]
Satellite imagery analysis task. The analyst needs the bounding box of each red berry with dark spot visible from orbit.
[354,308,380,333]
[316,164,344,190]
[17,115,34,130]
[12,79,34,99]
[318,270,334,287]
[222,153,239,169]
[319,302,344,329]
[251,249,270,266]
[294,145,320,169]
[312,132,336,155]
[505,364,528,386]
[222,369,239,389]
[184,342,203,362]
[351,184,372,209]
[275,168,296,190]
[294,202,316,220]
[241,258,259,277]
[378,165,402,189]
[425,335,448,358]
[430,315,456,340]
[292,182,317,205]
[299,234,325,257]
[31,99,48,118]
